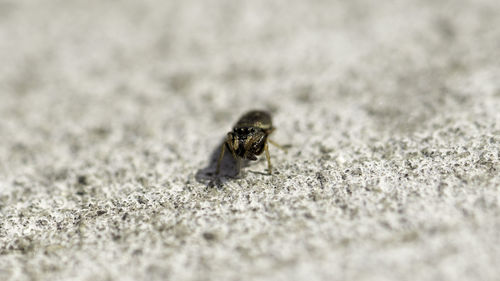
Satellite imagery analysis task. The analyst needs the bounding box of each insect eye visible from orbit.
[237,128,249,134]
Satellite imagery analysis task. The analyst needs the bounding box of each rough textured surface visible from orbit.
[0,0,499,280]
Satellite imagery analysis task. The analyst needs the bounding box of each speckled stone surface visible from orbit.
[0,1,499,280]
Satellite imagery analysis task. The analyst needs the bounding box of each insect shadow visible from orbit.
[195,139,250,187]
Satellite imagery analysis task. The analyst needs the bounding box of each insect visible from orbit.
[216,110,287,176]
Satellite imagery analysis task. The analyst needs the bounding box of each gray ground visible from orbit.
[1,0,499,280]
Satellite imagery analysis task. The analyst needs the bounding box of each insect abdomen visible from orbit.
[234,110,272,130]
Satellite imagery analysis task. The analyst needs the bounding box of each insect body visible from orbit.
[216,110,285,175]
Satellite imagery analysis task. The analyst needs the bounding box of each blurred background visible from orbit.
[1,0,499,162]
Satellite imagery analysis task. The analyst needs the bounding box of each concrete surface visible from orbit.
[0,0,499,280]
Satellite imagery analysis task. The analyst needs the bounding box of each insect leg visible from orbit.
[268,139,290,153]
[236,157,241,175]
[216,143,226,175]
[265,141,272,174]
[227,144,240,176]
